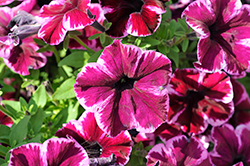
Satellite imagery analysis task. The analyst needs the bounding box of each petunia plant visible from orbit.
[1,0,250,165]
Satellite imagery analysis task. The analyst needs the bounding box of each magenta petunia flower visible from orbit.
[210,123,250,165]
[99,0,167,37]
[38,0,95,45]
[0,110,13,127]
[146,135,212,166]
[68,3,104,51]
[0,4,51,75]
[167,68,234,134]
[9,137,89,166]
[229,79,250,126]
[55,111,132,165]
[0,0,14,5]
[182,0,250,76]
[74,39,172,136]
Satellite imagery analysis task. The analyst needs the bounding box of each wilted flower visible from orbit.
[210,123,250,165]
[182,0,250,76]
[0,3,51,75]
[167,68,234,134]
[38,0,95,45]
[146,135,212,166]
[99,0,167,37]
[74,39,172,136]
[55,111,132,165]
[9,137,90,166]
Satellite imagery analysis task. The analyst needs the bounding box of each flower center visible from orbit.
[186,90,204,108]
[114,75,136,92]
[82,141,103,158]
[232,155,247,165]
[122,0,144,13]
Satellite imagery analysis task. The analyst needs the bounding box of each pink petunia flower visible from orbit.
[99,0,167,37]
[146,135,212,166]
[167,68,234,135]
[74,39,172,136]
[0,110,13,127]
[55,111,132,165]
[210,123,250,165]
[229,79,250,127]
[38,0,95,45]
[182,0,250,76]
[9,137,90,166]
[68,3,105,51]
[0,0,14,6]
[0,3,51,76]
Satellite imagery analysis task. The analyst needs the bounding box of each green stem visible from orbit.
[51,46,60,63]
[69,34,95,54]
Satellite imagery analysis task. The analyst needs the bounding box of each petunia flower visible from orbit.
[38,0,95,45]
[167,68,234,135]
[68,3,104,51]
[0,0,14,6]
[74,39,172,136]
[229,79,250,127]
[99,0,167,37]
[146,135,212,166]
[182,0,250,76]
[0,3,51,75]
[169,0,193,20]
[9,137,90,166]
[210,123,250,165]
[55,111,132,165]
[0,110,13,127]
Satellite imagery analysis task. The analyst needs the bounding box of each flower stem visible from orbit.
[51,46,60,63]
[69,34,95,54]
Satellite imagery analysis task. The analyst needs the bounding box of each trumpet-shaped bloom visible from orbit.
[146,135,212,166]
[69,3,104,51]
[74,40,172,136]
[167,68,234,134]
[55,111,132,165]
[38,0,95,45]
[210,123,250,165]
[0,4,51,75]
[182,0,250,76]
[99,0,167,37]
[9,137,89,166]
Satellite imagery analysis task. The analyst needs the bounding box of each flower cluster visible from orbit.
[2,0,250,165]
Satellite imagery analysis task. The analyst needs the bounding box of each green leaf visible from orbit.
[168,49,179,67]
[182,38,189,52]
[19,97,28,112]
[0,145,9,158]
[63,35,69,50]
[88,49,103,62]
[178,18,188,31]
[104,22,112,30]
[30,107,43,134]
[58,51,85,68]
[66,102,79,122]
[0,125,10,138]
[100,33,106,44]
[1,100,22,119]
[52,78,76,100]
[33,38,46,46]
[142,38,161,46]
[88,33,101,40]
[9,116,30,146]
[32,85,47,108]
